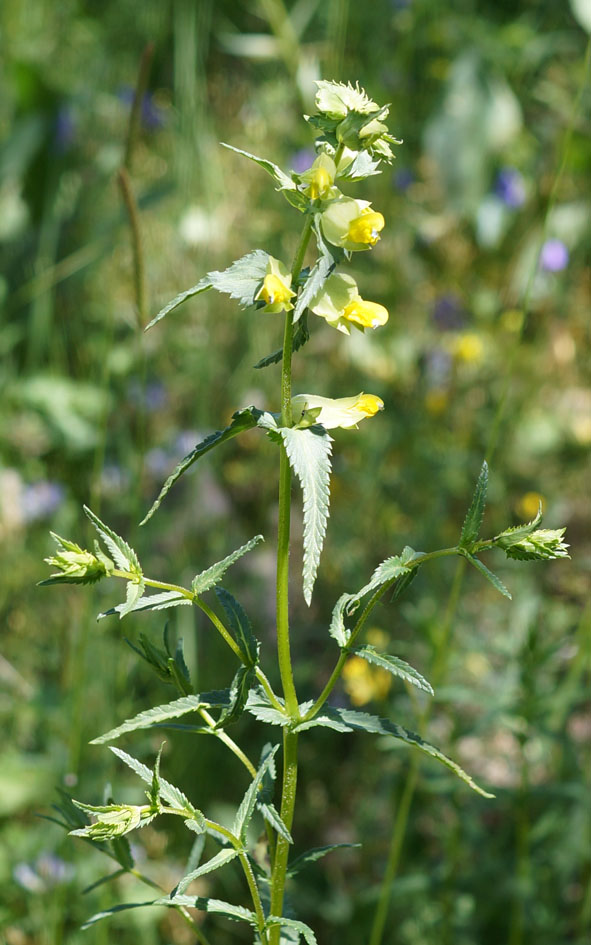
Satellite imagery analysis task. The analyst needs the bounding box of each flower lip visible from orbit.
[342,298,389,329]
[259,273,295,306]
[291,392,385,430]
[347,209,385,246]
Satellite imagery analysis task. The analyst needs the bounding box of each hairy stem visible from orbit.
[269,730,299,943]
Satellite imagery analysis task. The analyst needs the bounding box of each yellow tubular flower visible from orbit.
[292,392,384,429]
[254,257,296,313]
[347,209,385,246]
[342,298,388,329]
[299,154,336,200]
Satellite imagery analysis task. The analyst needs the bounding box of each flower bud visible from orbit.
[298,153,336,200]
[42,533,113,585]
[70,802,154,841]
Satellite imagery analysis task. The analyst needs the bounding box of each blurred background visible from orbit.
[1,1,589,943]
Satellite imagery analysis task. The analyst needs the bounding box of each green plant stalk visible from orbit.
[269,729,299,943]
[109,569,283,709]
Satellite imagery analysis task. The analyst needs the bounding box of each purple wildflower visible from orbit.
[433,294,465,331]
[540,239,569,272]
[290,148,316,174]
[393,167,414,192]
[118,87,165,130]
[53,107,76,154]
[494,168,526,208]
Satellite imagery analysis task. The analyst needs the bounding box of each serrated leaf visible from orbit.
[81,901,158,929]
[192,534,264,596]
[185,833,206,874]
[146,277,212,331]
[91,693,231,744]
[353,645,434,695]
[464,553,512,599]
[157,895,257,924]
[254,313,310,369]
[338,150,382,180]
[329,546,419,646]
[266,916,318,945]
[141,407,262,524]
[83,506,141,575]
[118,577,146,619]
[295,708,493,797]
[245,688,289,726]
[216,666,256,728]
[222,143,297,193]
[173,848,239,896]
[459,461,488,548]
[492,505,543,546]
[279,426,332,606]
[232,745,280,842]
[208,249,272,308]
[214,588,259,666]
[259,801,293,844]
[286,843,360,877]
[99,590,191,619]
[109,747,205,819]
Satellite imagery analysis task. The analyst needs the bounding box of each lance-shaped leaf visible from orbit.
[279,426,332,606]
[352,645,434,695]
[255,742,293,844]
[141,407,263,524]
[154,895,257,924]
[146,277,212,331]
[329,546,419,646]
[491,504,543,547]
[463,552,512,599]
[146,250,272,331]
[232,744,281,842]
[295,708,493,797]
[286,843,360,877]
[110,747,206,822]
[91,692,231,744]
[222,143,297,193]
[459,461,488,549]
[84,506,144,617]
[81,901,159,930]
[173,848,239,897]
[99,590,191,619]
[215,666,256,729]
[192,534,264,596]
[265,916,318,945]
[215,588,259,665]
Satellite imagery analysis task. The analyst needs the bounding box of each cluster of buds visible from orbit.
[70,801,157,841]
[41,533,113,585]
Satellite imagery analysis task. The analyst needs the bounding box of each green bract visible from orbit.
[41,533,113,585]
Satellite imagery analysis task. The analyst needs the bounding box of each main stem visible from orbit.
[270,216,313,941]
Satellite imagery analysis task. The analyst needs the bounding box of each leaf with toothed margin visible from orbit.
[141,408,263,524]
[232,744,281,843]
[192,535,264,596]
[91,693,231,744]
[154,895,257,924]
[462,552,512,599]
[459,461,488,549]
[172,848,239,897]
[286,843,360,877]
[221,143,298,194]
[294,707,494,797]
[265,916,318,944]
[352,645,434,695]
[145,278,212,331]
[109,747,206,821]
[278,425,332,606]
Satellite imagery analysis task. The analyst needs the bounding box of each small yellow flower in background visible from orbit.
[516,492,546,521]
[342,655,392,707]
[453,332,484,364]
[500,308,524,333]
[321,198,385,252]
[254,257,296,313]
[365,627,389,651]
[292,392,384,430]
[308,272,388,334]
[299,153,337,200]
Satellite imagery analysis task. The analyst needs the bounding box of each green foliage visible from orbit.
[295,708,493,797]
[90,693,232,745]
[109,747,204,824]
[352,645,434,695]
[141,407,263,523]
[232,744,282,844]
[40,532,113,585]
[215,587,260,666]
[286,843,360,877]
[215,665,256,728]
[279,426,333,605]
[462,552,512,599]
[221,143,301,197]
[192,534,264,596]
[459,460,488,548]
[173,847,239,896]
[265,915,318,944]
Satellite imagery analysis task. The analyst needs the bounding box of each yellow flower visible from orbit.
[298,153,337,201]
[454,333,484,364]
[321,198,385,252]
[254,257,296,313]
[516,492,545,521]
[291,392,384,429]
[342,655,391,706]
[308,272,388,334]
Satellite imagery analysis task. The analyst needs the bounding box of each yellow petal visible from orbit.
[353,393,384,417]
[343,298,389,329]
[347,209,385,246]
[258,273,295,306]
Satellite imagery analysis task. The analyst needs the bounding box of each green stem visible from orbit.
[269,730,299,944]
[239,851,269,943]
